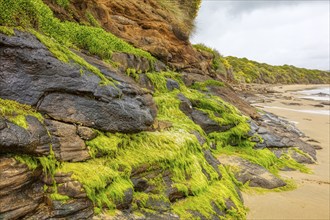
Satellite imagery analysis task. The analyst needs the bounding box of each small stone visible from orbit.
[77,126,97,141]
[166,79,180,91]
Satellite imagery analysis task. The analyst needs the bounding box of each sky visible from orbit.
[191,0,330,70]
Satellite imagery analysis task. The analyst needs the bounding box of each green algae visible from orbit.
[0,98,44,129]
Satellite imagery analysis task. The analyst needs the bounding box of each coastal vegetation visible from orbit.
[193,43,330,84]
[0,0,324,219]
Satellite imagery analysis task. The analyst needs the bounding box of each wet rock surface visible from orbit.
[247,112,317,163]
[0,31,156,133]
[218,155,286,189]
[177,93,234,134]
[0,116,51,156]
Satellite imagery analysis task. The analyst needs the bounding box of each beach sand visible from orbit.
[243,84,330,220]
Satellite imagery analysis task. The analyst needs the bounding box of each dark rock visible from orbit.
[203,150,222,179]
[247,120,259,137]
[271,147,316,164]
[132,178,149,192]
[255,112,317,161]
[181,72,213,87]
[191,109,234,134]
[50,198,93,219]
[191,130,207,146]
[177,93,193,115]
[166,79,180,91]
[77,126,97,141]
[178,93,234,134]
[137,196,171,212]
[312,145,323,150]
[218,155,286,189]
[0,116,51,156]
[115,188,133,210]
[257,133,286,148]
[0,31,156,133]
[166,187,186,203]
[139,73,154,91]
[39,92,155,133]
[45,120,91,162]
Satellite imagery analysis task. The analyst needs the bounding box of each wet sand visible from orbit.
[243,84,330,220]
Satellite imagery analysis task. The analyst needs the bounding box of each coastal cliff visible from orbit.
[0,0,325,219]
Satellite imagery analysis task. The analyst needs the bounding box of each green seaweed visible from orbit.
[0,98,44,129]
[0,25,15,35]
[191,79,225,91]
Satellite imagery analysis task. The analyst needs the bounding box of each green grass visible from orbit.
[193,43,226,73]
[224,56,330,84]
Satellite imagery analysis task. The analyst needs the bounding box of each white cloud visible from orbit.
[191,1,330,70]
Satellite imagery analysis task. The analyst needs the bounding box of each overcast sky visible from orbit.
[191,0,330,70]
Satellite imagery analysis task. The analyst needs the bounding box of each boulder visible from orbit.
[190,109,233,134]
[166,79,180,91]
[0,31,156,133]
[218,155,286,189]
[0,116,51,156]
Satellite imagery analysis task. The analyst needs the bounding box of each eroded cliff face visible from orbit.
[0,0,318,219]
[44,0,213,73]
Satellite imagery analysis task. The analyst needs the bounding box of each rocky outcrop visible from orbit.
[0,116,51,156]
[181,72,260,119]
[45,0,211,73]
[177,93,235,134]
[248,113,317,163]
[0,157,43,219]
[0,31,156,133]
[218,155,286,189]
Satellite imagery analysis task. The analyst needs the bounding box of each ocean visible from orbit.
[297,87,330,101]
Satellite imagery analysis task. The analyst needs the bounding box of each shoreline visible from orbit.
[241,84,330,220]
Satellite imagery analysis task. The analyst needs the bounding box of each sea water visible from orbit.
[261,87,330,116]
[297,87,330,101]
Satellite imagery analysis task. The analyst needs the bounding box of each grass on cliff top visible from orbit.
[225,56,330,84]
[193,43,227,73]
[156,0,201,36]
[0,98,43,129]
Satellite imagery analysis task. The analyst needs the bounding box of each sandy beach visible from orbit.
[242,84,330,220]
